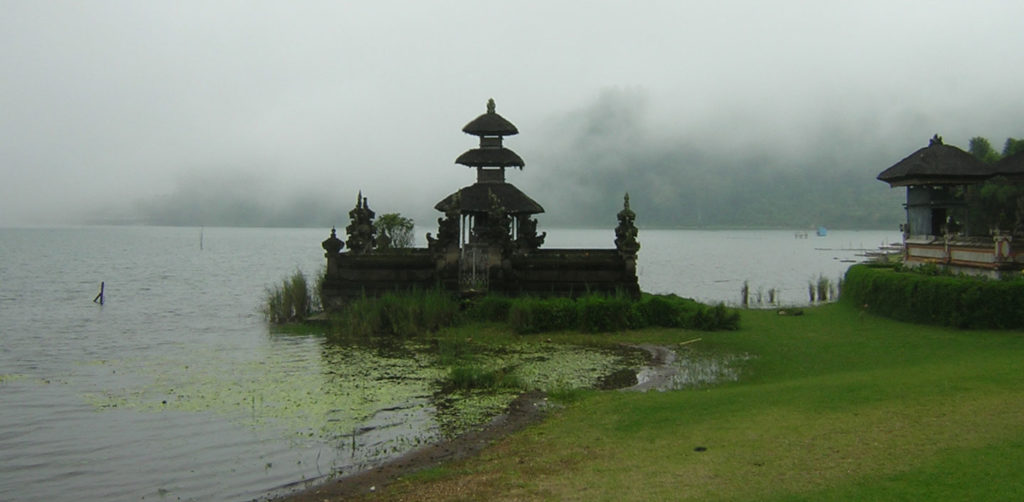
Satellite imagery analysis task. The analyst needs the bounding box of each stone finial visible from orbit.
[346,191,376,253]
[615,192,640,258]
[322,226,344,256]
[930,134,943,146]
[487,98,495,114]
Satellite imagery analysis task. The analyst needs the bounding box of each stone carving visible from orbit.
[615,192,640,259]
[515,214,546,254]
[345,191,376,254]
[428,193,462,253]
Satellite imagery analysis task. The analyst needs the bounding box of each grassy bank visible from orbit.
[361,302,1024,501]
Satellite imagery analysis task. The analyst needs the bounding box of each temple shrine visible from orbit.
[878,134,1024,276]
[320,99,640,306]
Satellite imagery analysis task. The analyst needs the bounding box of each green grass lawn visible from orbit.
[362,302,1024,501]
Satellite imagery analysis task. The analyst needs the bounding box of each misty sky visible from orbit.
[3,1,1023,227]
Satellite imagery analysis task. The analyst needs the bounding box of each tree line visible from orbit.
[968,136,1024,164]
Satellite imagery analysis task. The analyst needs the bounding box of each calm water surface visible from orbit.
[0,226,898,501]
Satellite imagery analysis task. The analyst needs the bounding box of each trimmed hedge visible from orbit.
[842,264,1024,329]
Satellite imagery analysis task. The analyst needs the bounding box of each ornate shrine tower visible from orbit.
[323,98,638,303]
[433,99,546,254]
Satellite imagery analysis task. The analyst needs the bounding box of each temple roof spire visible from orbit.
[438,99,543,216]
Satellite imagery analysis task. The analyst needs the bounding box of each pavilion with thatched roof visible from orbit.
[878,135,1024,276]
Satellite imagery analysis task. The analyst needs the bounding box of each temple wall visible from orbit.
[321,247,639,308]
[506,249,639,297]
[321,250,439,307]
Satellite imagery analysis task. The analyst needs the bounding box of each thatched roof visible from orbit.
[455,147,525,168]
[434,182,544,215]
[462,99,519,137]
[877,135,990,186]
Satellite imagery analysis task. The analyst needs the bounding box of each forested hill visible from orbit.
[527,156,903,229]
[522,92,905,230]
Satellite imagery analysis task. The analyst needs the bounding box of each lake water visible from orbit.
[0,226,898,501]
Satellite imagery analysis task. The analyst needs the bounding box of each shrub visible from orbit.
[842,264,1024,329]
[634,294,738,331]
[635,294,678,327]
[463,295,514,322]
[577,294,637,332]
[507,296,578,334]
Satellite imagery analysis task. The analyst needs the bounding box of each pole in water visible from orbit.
[93,282,105,305]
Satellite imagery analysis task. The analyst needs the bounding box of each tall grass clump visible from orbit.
[816,274,832,302]
[264,270,313,324]
[330,289,459,337]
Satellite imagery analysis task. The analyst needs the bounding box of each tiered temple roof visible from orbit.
[436,99,543,215]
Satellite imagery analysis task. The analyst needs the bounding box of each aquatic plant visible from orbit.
[816,275,832,303]
[446,365,524,391]
[263,270,313,323]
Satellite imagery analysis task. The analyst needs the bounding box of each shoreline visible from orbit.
[269,343,673,501]
[270,390,552,501]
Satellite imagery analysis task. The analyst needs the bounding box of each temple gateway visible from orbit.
[320,100,640,307]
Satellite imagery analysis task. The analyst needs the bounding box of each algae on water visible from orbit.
[80,336,641,448]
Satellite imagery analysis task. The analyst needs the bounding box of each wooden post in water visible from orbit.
[93,282,105,305]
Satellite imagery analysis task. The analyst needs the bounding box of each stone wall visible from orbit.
[321,247,639,308]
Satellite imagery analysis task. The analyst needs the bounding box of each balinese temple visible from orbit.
[320,99,640,306]
[435,98,545,252]
[878,134,1024,276]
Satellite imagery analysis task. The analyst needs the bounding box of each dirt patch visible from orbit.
[270,390,551,501]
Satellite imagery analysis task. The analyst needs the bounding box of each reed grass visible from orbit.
[262,270,312,324]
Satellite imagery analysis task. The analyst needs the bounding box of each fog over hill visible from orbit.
[111,89,978,231]
[5,3,1023,229]
[522,90,909,230]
